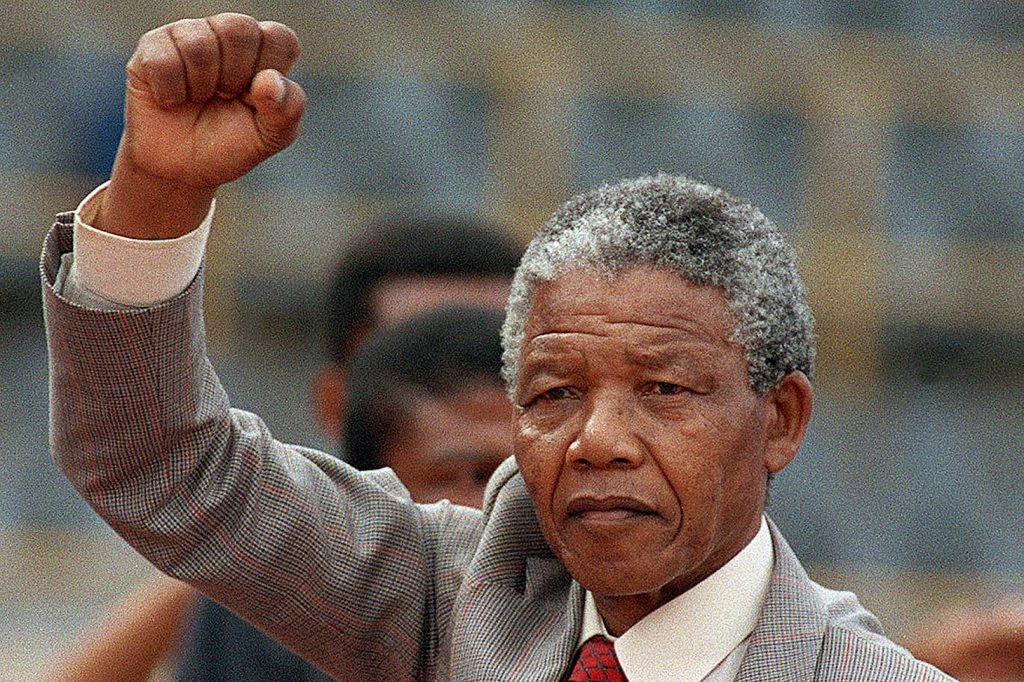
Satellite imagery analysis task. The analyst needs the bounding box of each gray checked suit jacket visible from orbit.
[42,216,953,681]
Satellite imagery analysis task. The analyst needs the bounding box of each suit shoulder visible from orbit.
[805,582,952,679]
[817,620,954,680]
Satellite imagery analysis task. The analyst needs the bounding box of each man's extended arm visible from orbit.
[42,14,477,679]
[45,213,451,678]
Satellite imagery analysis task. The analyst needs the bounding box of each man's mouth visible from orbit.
[565,496,657,521]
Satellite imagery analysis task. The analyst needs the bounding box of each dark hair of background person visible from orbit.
[343,305,505,472]
[326,215,522,362]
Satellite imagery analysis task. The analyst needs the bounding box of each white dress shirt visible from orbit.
[575,516,773,682]
[62,182,213,309]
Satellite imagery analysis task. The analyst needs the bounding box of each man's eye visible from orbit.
[650,382,686,395]
[541,386,573,400]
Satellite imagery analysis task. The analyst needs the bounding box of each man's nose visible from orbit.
[567,393,644,469]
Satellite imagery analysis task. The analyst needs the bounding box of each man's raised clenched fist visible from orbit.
[95,13,306,239]
[123,13,305,188]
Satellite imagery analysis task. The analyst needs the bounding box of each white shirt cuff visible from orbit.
[71,181,214,308]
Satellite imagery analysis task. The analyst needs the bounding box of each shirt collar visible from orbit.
[576,516,774,682]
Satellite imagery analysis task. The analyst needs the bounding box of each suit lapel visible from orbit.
[448,464,583,680]
[734,519,825,682]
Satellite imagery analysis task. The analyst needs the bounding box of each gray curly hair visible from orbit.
[500,174,815,396]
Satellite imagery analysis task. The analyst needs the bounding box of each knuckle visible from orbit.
[210,12,261,48]
[210,11,257,27]
[137,50,179,83]
[259,21,301,62]
[134,26,162,50]
[178,36,218,72]
[166,17,204,42]
[212,12,258,30]
[169,25,219,99]
[170,18,214,50]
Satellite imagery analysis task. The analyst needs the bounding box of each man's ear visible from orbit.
[311,363,347,443]
[763,371,813,474]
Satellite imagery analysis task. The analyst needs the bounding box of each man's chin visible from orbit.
[560,548,675,598]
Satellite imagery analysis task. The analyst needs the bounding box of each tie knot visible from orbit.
[568,635,629,682]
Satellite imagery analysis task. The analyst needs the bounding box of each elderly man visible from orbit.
[43,13,951,681]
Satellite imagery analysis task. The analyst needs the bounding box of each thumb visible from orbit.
[248,68,306,153]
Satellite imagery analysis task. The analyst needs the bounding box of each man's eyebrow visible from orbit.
[628,341,719,371]
[517,355,575,380]
[515,350,582,392]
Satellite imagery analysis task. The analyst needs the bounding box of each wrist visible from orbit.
[93,149,217,240]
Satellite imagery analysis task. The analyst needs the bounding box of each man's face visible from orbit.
[380,384,512,508]
[513,267,784,606]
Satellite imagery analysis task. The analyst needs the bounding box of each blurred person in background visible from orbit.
[312,215,519,444]
[44,210,518,682]
[339,306,511,509]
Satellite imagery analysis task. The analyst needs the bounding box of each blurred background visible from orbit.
[2,0,1022,678]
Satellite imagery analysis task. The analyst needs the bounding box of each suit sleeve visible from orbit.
[41,216,478,680]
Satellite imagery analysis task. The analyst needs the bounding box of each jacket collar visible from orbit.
[734,518,826,681]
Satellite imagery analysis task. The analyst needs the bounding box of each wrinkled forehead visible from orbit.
[521,266,737,343]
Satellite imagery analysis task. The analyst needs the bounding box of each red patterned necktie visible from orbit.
[568,635,629,682]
